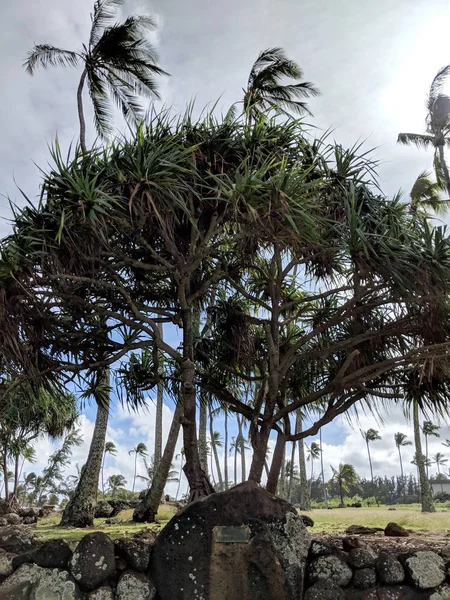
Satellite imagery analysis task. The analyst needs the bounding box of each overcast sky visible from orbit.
[3,0,450,496]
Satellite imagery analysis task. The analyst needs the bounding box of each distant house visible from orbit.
[431,479,450,495]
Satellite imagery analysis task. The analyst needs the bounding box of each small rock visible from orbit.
[376,552,405,585]
[31,538,73,569]
[0,563,82,599]
[429,585,450,600]
[308,555,353,587]
[301,514,315,527]
[0,526,39,553]
[115,537,151,572]
[23,516,37,525]
[353,567,377,589]
[404,550,445,589]
[376,586,419,600]
[348,547,377,569]
[388,507,397,511]
[304,579,345,600]
[17,508,37,519]
[88,585,116,599]
[309,540,335,557]
[343,537,366,552]
[0,552,17,577]
[105,517,121,525]
[4,513,22,526]
[69,532,115,591]
[385,522,409,537]
[0,500,11,516]
[116,570,156,600]
[345,525,383,535]
[116,557,128,571]
[0,518,7,527]
[94,502,114,519]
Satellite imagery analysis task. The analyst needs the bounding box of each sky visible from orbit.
[3,0,450,498]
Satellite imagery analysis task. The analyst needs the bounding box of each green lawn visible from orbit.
[307,504,450,534]
[35,505,178,544]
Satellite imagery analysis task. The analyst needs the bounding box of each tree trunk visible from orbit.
[61,369,110,527]
[248,421,272,483]
[438,144,450,195]
[224,411,229,490]
[413,399,435,513]
[287,440,296,501]
[77,69,88,153]
[319,428,327,507]
[398,447,405,503]
[425,435,429,480]
[297,411,311,510]
[134,401,183,522]
[209,409,223,491]
[155,323,164,471]
[367,441,375,495]
[267,433,285,494]
[339,483,344,508]
[199,400,208,475]
[237,415,246,482]
[309,456,314,497]
[13,454,19,497]
[101,452,106,498]
[132,452,137,493]
[234,441,237,486]
[3,442,9,501]
[180,307,214,501]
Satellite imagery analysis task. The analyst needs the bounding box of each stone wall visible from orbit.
[304,538,450,600]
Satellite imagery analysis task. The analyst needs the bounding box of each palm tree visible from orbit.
[154,323,164,472]
[243,47,319,123]
[413,403,435,512]
[422,421,440,478]
[107,474,127,499]
[330,464,359,508]
[307,442,321,495]
[394,432,412,502]
[101,441,117,497]
[136,455,178,488]
[230,437,239,486]
[443,439,450,449]
[398,65,450,194]
[129,442,148,493]
[319,429,328,507]
[209,424,223,491]
[175,448,185,501]
[296,410,310,510]
[409,172,449,214]
[223,410,229,490]
[24,0,168,152]
[432,452,448,493]
[361,428,381,493]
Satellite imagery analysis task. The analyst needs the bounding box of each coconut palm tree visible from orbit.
[24,0,168,152]
[319,429,328,507]
[330,464,359,508]
[243,47,319,123]
[409,172,449,214]
[209,426,223,490]
[443,439,450,449]
[422,421,440,478]
[307,442,321,495]
[175,448,185,501]
[361,428,382,492]
[14,444,36,498]
[398,65,450,194]
[107,474,127,499]
[136,455,178,488]
[413,405,436,512]
[432,452,448,493]
[129,442,148,493]
[223,410,229,490]
[101,441,117,497]
[394,432,412,502]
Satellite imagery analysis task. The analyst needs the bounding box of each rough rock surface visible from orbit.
[404,550,445,589]
[0,563,82,599]
[30,539,73,569]
[347,547,377,569]
[5,513,22,525]
[376,552,405,585]
[116,570,156,600]
[115,537,151,572]
[0,526,40,553]
[345,525,383,535]
[105,517,121,525]
[300,515,315,527]
[345,588,378,600]
[0,518,7,527]
[309,541,334,558]
[385,523,409,537]
[94,502,114,519]
[343,537,366,552]
[352,567,377,589]
[0,551,17,577]
[308,555,353,587]
[69,532,115,591]
[304,578,345,599]
[23,515,37,525]
[429,585,450,600]
[87,585,116,599]
[376,586,421,600]
[150,480,309,600]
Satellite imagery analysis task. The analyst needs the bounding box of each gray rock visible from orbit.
[308,555,353,587]
[304,579,345,600]
[0,552,17,577]
[4,513,22,526]
[429,585,450,600]
[116,570,156,600]
[385,522,409,537]
[0,518,8,527]
[353,567,377,589]
[23,516,37,525]
[105,517,121,525]
[87,585,115,599]
[69,532,115,591]
[309,541,335,558]
[30,539,73,569]
[0,526,40,553]
[347,547,377,569]
[0,563,82,599]
[301,515,315,527]
[94,502,114,519]
[344,588,378,600]
[404,551,445,589]
[377,552,405,585]
[115,537,151,572]
[376,586,421,600]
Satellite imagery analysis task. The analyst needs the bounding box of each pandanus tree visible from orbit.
[361,428,381,493]
[24,0,168,152]
[398,66,450,194]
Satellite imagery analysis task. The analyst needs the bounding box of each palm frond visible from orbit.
[89,0,127,48]
[87,69,114,138]
[24,45,79,74]
[397,132,435,149]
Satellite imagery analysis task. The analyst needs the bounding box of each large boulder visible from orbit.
[376,586,421,600]
[376,552,405,585]
[0,526,40,554]
[0,563,82,599]
[150,480,309,600]
[352,567,377,589]
[30,539,73,569]
[304,579,345,600]
[308,554,352,587]
[4,513,22,526]
[0,552,17,578]
[94,502,114,519]
[404,550,446,589]
[115,537,151,572]
[347,547,377,569]
[69,532,115,591]
[116,570,156,600]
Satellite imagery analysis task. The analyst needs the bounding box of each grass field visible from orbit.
[307,504,450,534]
[35,505,177,544]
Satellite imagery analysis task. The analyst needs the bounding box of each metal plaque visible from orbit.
[213,526,250,544]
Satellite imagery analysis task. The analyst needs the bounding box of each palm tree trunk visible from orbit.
[413,399,435,513]
[209,409,223,491]
[60,368,110,527]
[155,324,164,471]
[77,69,87,153]
[13,454,20,497]
[234,442,237,486]
[287,441,296,501]
[425,435,429,480]
[398,446,405,503]
[339,483,344,508]
[297,411,310,510]
[134,401,183,522]
[176,454,184,501]
[180,307,214,501]
[224,411,229,490]
[133,452,137,493]
[237,415,246,482]
[438,144,450,195]
[199,400,208,475]
[3,442,9,502]
[101,452,106,498]
[367,441,375,495]
[319,429,327,507]
[309,456,314,497]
